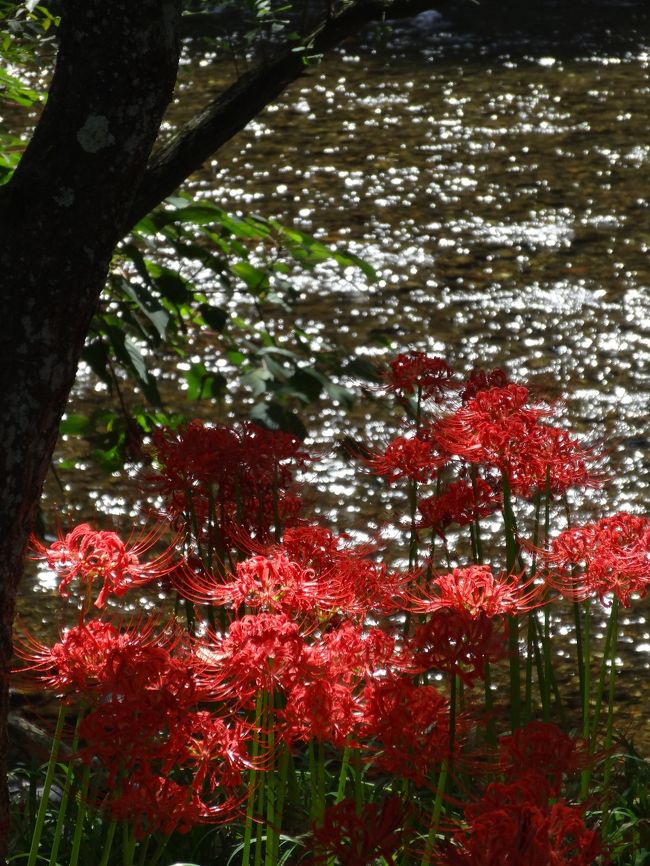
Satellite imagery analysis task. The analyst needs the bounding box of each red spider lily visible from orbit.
[384,352,455,403]
[332,555,409,617]
[31,523,177,610]
[280,524,351,570]
[310,797,411,866]
[406,565,544,618]
[281,527,409,618]
[368,434,445,484]
[13,617,188,700]
[216,554,343,616]
[320,623,410,684]
[360,677,453,786]
[281,624,409,747]
[461,368,510,403]
[544,511,650,606]
[282,678,360,747]
[161,710,256,790]
[408,609,508,687]
[498,722,590,797]
[507,424,602,499]
[434,385,599,500]
[106,767,242,838]
[150,419,309,547]
[199,612,313,707]
[440,777,603,866]
[418,478,501,529]
[433,384,545,469]
[151,420,240,489]
[175,553,342,618]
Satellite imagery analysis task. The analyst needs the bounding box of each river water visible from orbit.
[16,2,650,748]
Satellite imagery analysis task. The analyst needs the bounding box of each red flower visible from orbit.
[201,613,312,707]
[150,420,309,547]
[460,367,509,403]
[499,722,590,797]
[106,767,241,837]
[441,778,603,866]
[32,523,175,609]
[208,554,337,616]
[433,384,543,469]
[368,434,445,483]
[408,609,508,686]
[434,385,599,499]
[418,478,501,529]
[507,424,601,499]
[360,677,452,785]
[310,797,410,866]
[384,352,455,402]
[14,617,186,700]
[545,512,650,606]
[408,565,542,619]
[282,678,359,747]
[280,525,348,570]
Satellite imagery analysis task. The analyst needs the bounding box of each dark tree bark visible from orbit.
[0,0,181,851]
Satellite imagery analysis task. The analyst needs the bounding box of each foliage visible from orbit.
[68,193,377,469]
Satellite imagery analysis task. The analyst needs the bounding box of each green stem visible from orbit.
[264,691,277,866]
[242,690,265,866]
[273,747,290,865]
[483,661,496,746]
[335,746,351,804]
[69,761,91,866]
[501,472,521,730]
[420,762,448,866]
[49,708,85,866]
[98,820,118,866]
[583,598,619,797]
[408,478,419,571]
[28,703,66,866]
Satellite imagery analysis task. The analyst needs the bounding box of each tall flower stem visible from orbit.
[69,761,91,866]
[582,597,619,798]
[242,690,265,866]
[420,761,448,866]
[335,746,351,804]
[27,703,66,866]
[48,708,85,866]
[272,746,290,865]
[501,473,521,729]
[264,690,277,866]
[98,820,118,866]
[408,479,419,571]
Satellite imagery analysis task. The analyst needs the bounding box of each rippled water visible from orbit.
[16,3,650,746]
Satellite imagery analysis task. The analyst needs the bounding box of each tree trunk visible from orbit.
[0,0,181,852]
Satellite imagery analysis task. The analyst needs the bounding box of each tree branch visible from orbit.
[128,0,452,227]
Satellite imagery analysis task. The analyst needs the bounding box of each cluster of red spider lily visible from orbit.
[15,352,650,865]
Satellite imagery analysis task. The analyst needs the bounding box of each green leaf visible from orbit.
[153,268,193,304]
[91,442,125,473]
[198,303,228,332]
[286,368,324,403]
[231,261,270,295]
[343,357,382,382]
[118,278,169,339]
[60,414,92,436]
[242,366,273,397]
[249,401,307,438]
[185,363,227,401]
[81,338,112,387]
[323,380,354,408]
